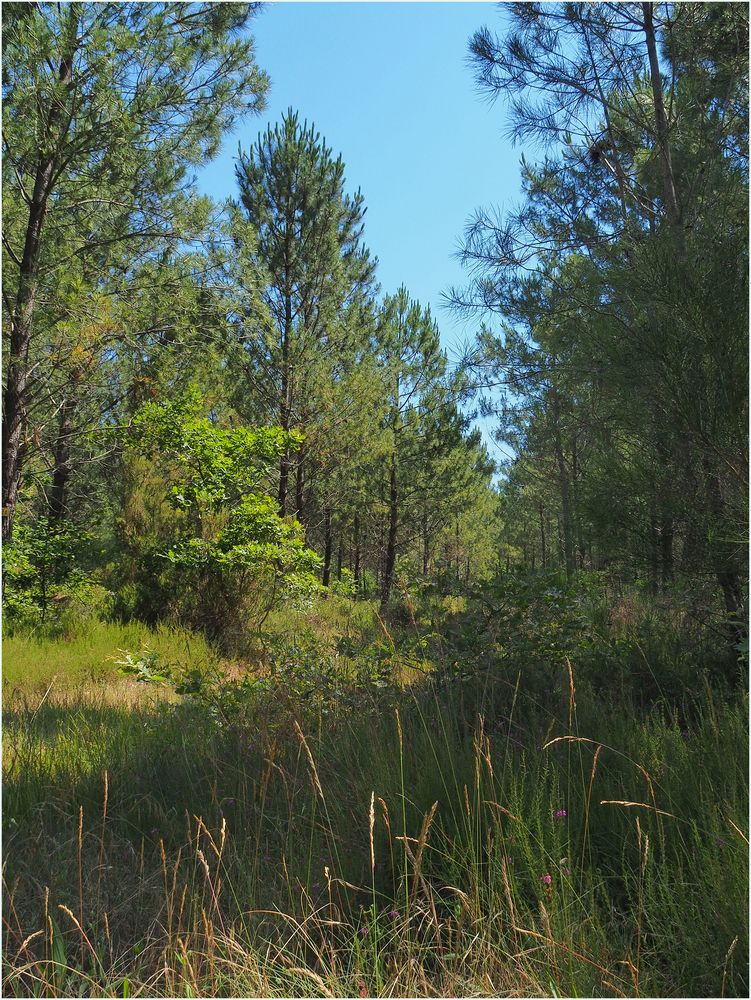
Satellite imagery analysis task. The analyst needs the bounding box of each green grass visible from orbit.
[2,622,220,696]
[2,601,748,998]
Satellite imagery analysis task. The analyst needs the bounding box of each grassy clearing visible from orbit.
[2,622,219,702]
[2,595,748,998]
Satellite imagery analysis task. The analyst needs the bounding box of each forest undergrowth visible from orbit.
[3,576,747,999]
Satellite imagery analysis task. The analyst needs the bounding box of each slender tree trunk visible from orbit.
[380,455,398,611]
[642,2,684,251]
[552,393,575,579]
[48,394,77,522]
[353,511,361,590]
[278,198,294,515]
[278,325,291,516]
[703,456,746,639]
[294,449,305,524]
[3,33,77,542]
[572,435,586,568]
[660,514,674,587]
[422,507,429,575]
[336,529,343,581]
[322,506,333,587]
[648,502,660,596]
[539,502,547,569]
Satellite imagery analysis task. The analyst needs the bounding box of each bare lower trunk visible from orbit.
[703,457,746,641]
[552,394,574,579]
[539,503,547,569]
[660,514,674,588]
[48,394,77,522]
[295,450,305,523]
[322,506,333,587]
[353,511,361,590]
[380,457,398,611]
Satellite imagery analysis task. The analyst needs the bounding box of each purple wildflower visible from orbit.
[556,809,567,819]
[359,926,369,937]
[540,873,552,886]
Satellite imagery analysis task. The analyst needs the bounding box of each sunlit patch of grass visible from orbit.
[2,622,220,707]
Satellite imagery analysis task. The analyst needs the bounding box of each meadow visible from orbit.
[3,581,747,998]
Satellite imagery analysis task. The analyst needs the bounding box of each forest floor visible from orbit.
[2,581,748,998]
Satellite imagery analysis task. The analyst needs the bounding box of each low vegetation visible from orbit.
[3,580,747,998]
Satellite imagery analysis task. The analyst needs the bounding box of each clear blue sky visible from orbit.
[196,1,521,458]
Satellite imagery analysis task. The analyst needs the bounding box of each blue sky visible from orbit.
[196,1,521,458]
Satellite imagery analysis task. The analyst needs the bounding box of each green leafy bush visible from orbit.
[124,391,322,643]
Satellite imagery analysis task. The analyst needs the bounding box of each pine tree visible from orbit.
[234,110,376,518]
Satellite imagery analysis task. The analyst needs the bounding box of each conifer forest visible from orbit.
[2,3,748,997]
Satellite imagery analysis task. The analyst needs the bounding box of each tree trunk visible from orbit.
[48,394,77,522]
[294,449,305,523]
[455,515,461,575]
[336,529,343,581]
[660,514,674,588]
[648,502,660,596]
[322,506,333,587]
[3,16,78,543]
[278,343,291,516]
[353,511,361,590]
[642,2,684,250]
[572,434,586,568]
[552,393,575,579]
[380,455,398,611]
[278,202,294,515]
[539,503,547,569]
[703,456,746,640]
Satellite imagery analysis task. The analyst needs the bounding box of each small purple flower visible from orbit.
[556,809,567,819]
[540,873,552,886]
[149,827,158,835]
[681,730,690,740]
[359,926,369,937]
[387,910,399,919]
